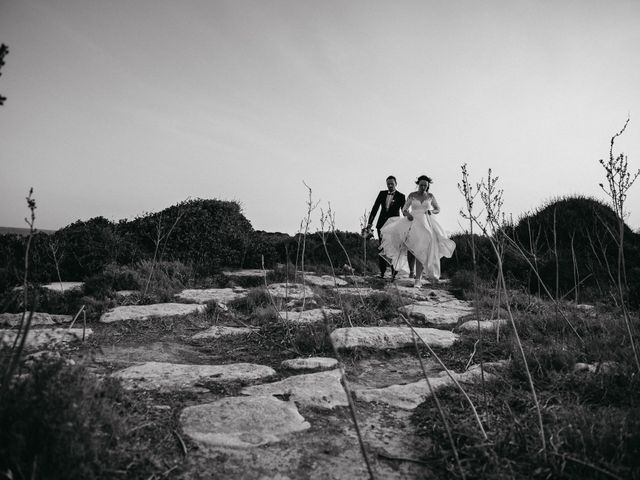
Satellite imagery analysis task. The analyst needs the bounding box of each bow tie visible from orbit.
[387,192,394,195]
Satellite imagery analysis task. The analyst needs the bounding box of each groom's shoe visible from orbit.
[409,272,415,279]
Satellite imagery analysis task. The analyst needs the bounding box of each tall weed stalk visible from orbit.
[2,189,37,393]
[464,168,546,453]
[598,117,640,373]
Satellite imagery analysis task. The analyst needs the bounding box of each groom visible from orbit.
[367,175,406,279]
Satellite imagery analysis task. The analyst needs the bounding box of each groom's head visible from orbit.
[386,176,397,192]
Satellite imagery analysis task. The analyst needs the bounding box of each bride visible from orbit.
[379,175,455,287]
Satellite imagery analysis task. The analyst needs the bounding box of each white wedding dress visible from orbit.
[379,195,455,279]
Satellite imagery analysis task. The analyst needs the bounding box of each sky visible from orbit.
[1,0,640,235]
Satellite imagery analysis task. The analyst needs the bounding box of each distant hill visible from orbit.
[0,226,56,236]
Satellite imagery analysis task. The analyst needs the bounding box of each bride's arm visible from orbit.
[429,193,441,215]
[403,193,414,220]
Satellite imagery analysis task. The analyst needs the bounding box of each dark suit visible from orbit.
[368,190,406,276]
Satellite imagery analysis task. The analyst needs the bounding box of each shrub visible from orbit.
[0,359,128,479]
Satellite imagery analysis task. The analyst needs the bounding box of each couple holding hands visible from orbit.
[366,175,455,288]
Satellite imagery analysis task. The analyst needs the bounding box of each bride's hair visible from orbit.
[415,175,433,186]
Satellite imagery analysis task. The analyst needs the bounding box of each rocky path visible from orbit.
[2,271,506,479]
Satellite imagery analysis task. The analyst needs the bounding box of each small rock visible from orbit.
[282,308,342,324]
[573,361,620,374]
[281,357,338,371]
[115,290,138,297]
[457,319,508,332]
[41,282,84,293]
[267,283,315,300]
[192,326,257,340]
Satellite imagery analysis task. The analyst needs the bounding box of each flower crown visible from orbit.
[415,175,433,185]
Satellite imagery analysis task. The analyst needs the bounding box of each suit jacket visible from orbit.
[368,190,406,230]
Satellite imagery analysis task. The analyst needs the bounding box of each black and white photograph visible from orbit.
[1,1,639,478]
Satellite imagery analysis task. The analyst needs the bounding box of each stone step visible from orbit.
[175,287,248,304]
[112,361,276,392]
[399,300,473,326]
[457,319,508,332]
[281,308,342,324]
[353,364,490,410]
[281,357,338,371]
[100,303,206,323]
[330,326,458,350]
[180,396,310,448]
[241,369,348,409]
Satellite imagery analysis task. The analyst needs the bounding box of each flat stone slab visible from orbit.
[267,283,315,300]
[353,365,489,410]
[112,361,276,392]
[303,275,348,287]
[100,303,206,323]
[41,282,84,292]
[0,312,72,327]
[0,328,92,350]
[400,299,474,326]
[242,369,348,409]
[283,308,342,324]
[222,269,269,278]
[457,319,508,332]
[281,357,338,371]
[175,288,248,304]
[180,396,310,448]
[331,327,459,350]
[192,326,257,340]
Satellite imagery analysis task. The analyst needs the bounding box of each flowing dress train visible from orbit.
[379,196,455,279]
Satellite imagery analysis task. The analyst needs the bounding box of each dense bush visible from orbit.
[443,196,640,306]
